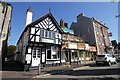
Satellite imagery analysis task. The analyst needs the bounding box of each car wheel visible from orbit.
[108,61,111,66]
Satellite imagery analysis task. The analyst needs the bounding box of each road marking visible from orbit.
[73,66,90,71]
[33,74,51,78]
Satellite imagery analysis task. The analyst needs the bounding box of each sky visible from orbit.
[8,2,118,45]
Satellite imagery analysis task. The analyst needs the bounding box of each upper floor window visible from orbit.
[51,32,55,39]
[97,36,101,43]
[45,30,48,38]
[40,29,55,39]
[96,27,99,33]
[41,29,44,37]
[49,31,51,38]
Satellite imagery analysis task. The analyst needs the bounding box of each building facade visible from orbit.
[15,8,62,70]
[60,19,97,66]
[0,1,12,63]
[70,13,113,55]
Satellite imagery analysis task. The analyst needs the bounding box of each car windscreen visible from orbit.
[97,55,105,57]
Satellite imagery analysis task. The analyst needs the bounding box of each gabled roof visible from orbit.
[17,12,63,45]
[27,12,63,33]
[92,17,109,29]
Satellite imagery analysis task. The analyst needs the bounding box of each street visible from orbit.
[2,61,120,80]
[39,63,120,79]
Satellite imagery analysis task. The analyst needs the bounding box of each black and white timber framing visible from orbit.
[15,12,63,69]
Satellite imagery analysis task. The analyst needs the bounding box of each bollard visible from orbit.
[38,63,41,75]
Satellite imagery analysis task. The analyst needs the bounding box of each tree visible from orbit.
[6,45,16,56]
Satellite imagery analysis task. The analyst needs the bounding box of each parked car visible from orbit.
[114,54,120,62]
[96,54,117,66]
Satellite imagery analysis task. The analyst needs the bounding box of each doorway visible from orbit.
[32,48,41,66]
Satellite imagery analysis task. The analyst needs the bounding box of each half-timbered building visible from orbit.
[15,8,63,70]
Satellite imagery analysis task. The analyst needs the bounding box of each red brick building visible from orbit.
[70,13,113,55]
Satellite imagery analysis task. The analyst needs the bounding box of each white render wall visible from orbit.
[25,11,32,27]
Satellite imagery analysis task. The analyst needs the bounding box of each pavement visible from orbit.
[2,61,95,78]
[39,62,120,79]
[34,61,95,78]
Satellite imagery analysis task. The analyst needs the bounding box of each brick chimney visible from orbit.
[60,19,64,27]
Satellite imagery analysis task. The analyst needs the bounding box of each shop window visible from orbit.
[51,46,59,59]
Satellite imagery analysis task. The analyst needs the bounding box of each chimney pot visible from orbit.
[77,13,84,18]
[80,13,84,16]
[27,7,32,12]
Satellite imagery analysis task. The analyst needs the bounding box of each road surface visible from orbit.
[40,62,120,79]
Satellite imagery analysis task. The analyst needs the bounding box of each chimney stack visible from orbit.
[77,13,84,18]
[80,13,84,16]
[60,19,64,27]
[25,7,33,27]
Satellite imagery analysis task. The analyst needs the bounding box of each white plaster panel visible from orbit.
[28,47,31,53]
[42,54,45,63]
[36,36,40,42]
[26,54,31,61]
[42,38,54,43]
[36,30,40,35]
[31,37,34,41]
[43,20,48,28]
[31,28,35,34]
[49,23,54,28]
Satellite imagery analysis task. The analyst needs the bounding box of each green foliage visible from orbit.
[6,45,16,56]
